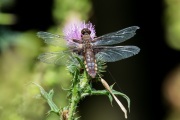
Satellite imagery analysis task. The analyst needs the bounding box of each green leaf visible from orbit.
[109,84,130,112]
[75,116,81,120]
[33,82,60,115]
[108,93,113,106]
[74,56,84,68]
[111,89,130,112]
[48,89,54,99]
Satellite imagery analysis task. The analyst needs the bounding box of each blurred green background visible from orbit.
[0,0,180,120]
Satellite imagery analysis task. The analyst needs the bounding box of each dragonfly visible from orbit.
[37,26,140,78]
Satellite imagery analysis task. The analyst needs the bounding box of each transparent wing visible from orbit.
[37,31,78,47]
[93,26,139,46]
[95,46,140,62]
[38,51,72,65]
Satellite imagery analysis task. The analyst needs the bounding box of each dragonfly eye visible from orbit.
[81,28,91,35]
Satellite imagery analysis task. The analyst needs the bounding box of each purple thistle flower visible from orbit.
[63,21,96,43]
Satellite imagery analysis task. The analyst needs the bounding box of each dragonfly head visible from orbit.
[81,28,91,35]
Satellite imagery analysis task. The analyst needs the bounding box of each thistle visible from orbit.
[36,21,140,120]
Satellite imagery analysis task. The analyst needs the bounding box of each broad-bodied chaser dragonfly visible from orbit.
[37,26,140,78]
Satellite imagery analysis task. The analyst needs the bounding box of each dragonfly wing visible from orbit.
[93,26,139,46]
[95,46,140,62]
[38,51,72,65]
[37,31,78,47]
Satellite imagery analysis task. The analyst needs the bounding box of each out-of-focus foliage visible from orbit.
[53,0,92,24]
[163,65,180,120]
[0,0,16,25]
[0,13,16,25]
[0,0,14,7]
[0,31,47,120]
[0,0,92,120]
[165,0,180,50]
[164,0,180,119]
[0,29,19,52]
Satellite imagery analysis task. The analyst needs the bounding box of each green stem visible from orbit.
[68,85,80,120]
[81,90,109,98]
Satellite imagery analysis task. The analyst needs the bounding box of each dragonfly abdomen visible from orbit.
[84,49,97,78]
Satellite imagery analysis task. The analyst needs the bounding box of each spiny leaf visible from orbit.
[74,56,84,68]
[97,60,107,75]
[33,82,60,114]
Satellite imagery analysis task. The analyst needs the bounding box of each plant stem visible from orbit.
[68,81,80,120]
[81,90,108,98]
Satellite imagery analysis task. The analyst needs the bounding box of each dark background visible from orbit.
[4,0,180,120]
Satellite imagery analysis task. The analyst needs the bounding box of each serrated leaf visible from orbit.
[33,82,60,114]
